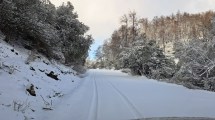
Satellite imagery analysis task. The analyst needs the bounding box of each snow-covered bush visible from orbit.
[0,62,15,74]
[8,65,15,74]
[13,100,30,113]
[72,65,87,74]
[121,68,131,73]
[25,51,37,64]
[120,40,175,79]
[172,38,215,91]
[40,95,53,111]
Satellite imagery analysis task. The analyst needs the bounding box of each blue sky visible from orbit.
[88,38,104,59]
[50,0,215,59]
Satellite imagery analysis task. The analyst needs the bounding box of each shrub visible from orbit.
[120,40,176,79]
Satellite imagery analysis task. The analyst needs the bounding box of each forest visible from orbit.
[92,10,215,91]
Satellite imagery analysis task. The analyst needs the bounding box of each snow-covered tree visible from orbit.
[56,2,92,65]
[0,0,93,66]
[172,16,215,91]
[120,40,175,79]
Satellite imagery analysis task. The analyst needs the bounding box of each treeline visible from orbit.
[140,11,214,45]
[93,11,215,91]
[0,0,93,66]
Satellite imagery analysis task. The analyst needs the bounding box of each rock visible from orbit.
[30,67,35,71]
[26,84,36,96]
[39,69,45,72]
[46,71,59,80]
[43,60,49,65]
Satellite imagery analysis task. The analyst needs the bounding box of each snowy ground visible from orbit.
[0,36,82,120]
[42,69,215,120]
[1,35,215,120]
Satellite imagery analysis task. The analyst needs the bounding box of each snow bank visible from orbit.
[0,36,82,120]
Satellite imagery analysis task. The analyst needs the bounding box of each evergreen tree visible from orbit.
[0,0,93,66]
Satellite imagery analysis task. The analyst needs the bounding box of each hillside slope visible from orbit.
[0,35,83,120]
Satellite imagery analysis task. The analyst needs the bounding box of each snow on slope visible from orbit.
[0,36,82,120]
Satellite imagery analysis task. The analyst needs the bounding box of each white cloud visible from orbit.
[50,0,215,39]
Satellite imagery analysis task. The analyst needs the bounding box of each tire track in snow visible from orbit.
[87,71,99,120]
[43,72,96,120]
[106,80,142,119]
[49,74,88,109]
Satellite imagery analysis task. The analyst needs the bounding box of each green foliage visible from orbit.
[0,0,93,65]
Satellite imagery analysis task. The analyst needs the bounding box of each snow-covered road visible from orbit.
[42,69,215,120]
